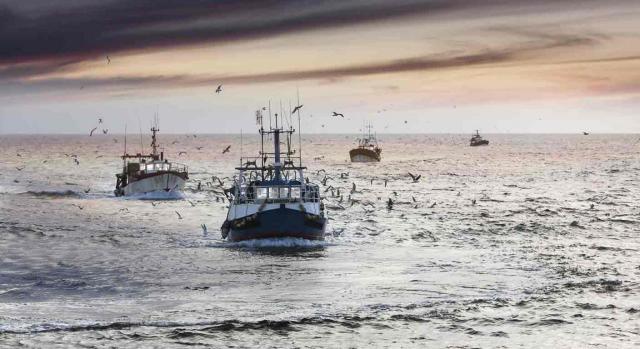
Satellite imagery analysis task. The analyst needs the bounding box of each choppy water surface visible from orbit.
[1,134,639,348]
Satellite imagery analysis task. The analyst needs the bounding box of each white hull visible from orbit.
[123,173,186,196]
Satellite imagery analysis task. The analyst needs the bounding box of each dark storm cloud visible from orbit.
[0,0,612,65]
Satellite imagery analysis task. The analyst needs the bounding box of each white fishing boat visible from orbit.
[220,103,326,241]
[349,123,381,162]
[114,124,188,198]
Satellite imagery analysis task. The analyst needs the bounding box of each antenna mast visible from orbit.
[297,88,302,167]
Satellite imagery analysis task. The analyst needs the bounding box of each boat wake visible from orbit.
[123,191,185,201]
[217,237,332,250]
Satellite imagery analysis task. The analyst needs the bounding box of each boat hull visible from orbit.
[118,173,186,197]
[349,148,381,162]
[223,206,326,242]
[470,140,489,146]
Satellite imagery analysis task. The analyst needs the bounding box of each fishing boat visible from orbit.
[349,123,381,162]
[114,124,188,198]
[470,130,489,147]
[220,106,326,241]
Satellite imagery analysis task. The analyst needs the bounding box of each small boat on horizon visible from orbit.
[470,130,489,147]
[220,106,326,241]
[114,123,188,198]
[349,123,381,162]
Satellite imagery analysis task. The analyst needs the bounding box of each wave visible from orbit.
[19,190,82,198]
[0,315,381,336]
[122,191,185,201]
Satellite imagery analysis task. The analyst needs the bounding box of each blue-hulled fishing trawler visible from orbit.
[220,107,326,241]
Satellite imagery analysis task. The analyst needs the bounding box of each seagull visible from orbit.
[151,201,158,207]
[178,151,187,156]
[201,224,208,237]
[73,158,80,165]
[84,188,91,193]
[89,127,97,136]
[291,105,303,114]
[102,129,108,134]
[175,211,183,219]
[16,166,24,171]
[408,172,421,183]
[222,145,231,154]
[98,118,103,124]
[106,56,111,64]
[215,85,223,93]
[188,200,196,207]
[332,112,345,118]
[72,204,84,210]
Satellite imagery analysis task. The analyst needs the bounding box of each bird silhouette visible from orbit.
[89,127,97,136]
[291,105,303,114]
[102,129,108,134]
[408,172,421,182]
[215,85,223,93]
[332,112,345,118]
[175,211,183,219]
[98,118,103,124]
[106,56,111,64]
[222,145,231,154]
[178,151,187,156]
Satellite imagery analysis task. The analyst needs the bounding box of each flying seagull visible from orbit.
[102,129,108,134]
[89,127,97,136]
[291,105,303,114]
[408,172,421,183]
[175,211,183,219]
[178,151,187,156]
[215,85,223,93]
[98,118,103,124]
[222,145,231,154]
[332,112,345,118]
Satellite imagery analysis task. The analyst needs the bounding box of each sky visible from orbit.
[1,0,639,134]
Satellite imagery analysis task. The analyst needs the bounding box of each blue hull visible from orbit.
[223,207,326,242]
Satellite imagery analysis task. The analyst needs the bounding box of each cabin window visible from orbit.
[268,187,279,199]
[290,187,301,198]
[257,187,268,199]
[279,187,289,199]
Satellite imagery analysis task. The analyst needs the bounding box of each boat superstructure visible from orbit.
[221,106,326,241]
[470,130,489,147]
[114,124,188,198]
[349,123,381,162]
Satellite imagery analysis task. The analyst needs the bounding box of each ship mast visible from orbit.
[150,125,159,158]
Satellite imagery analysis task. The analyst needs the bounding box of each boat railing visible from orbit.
[233,184,320,204]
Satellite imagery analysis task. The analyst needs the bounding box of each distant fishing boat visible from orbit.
[220,103,326,241]
[349,123,381,162]
[114,123,188,198]
[470,130,489,147]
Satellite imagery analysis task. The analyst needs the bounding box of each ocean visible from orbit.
[0,133,638,348]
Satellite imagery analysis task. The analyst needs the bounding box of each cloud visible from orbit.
[0,29,604,96]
